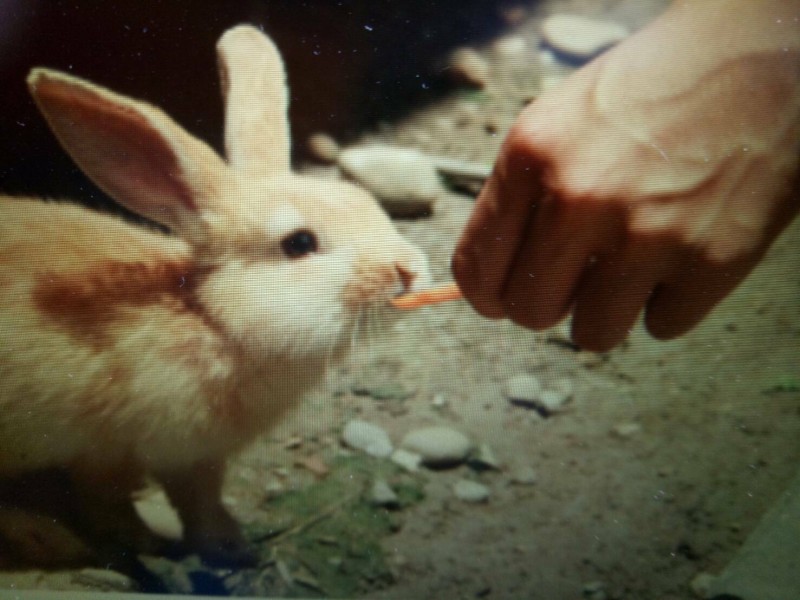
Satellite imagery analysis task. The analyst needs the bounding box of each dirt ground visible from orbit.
[2,1,799,599]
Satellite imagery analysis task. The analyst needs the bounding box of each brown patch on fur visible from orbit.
[33,259,215,350]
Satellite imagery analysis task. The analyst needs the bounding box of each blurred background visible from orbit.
[0,0,509,203]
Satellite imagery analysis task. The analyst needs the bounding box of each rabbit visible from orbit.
[0,24,430,567]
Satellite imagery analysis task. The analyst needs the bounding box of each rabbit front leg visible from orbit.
[155,459,255,567]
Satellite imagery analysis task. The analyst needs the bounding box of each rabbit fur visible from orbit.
[0,24,430,566]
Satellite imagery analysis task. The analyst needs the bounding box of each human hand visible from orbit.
[452,1,800,352]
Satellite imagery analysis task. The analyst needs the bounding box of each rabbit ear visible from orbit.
[27,68,225,233]
[217,25,291,177]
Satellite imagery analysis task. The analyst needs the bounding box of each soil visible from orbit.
[2,1,799,599]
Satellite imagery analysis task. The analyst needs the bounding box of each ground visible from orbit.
[1,1,798,598]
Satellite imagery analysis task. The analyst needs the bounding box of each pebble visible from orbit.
[503,374,542,406]
[370,479,400,508]
[341,420,393,458]
[400,426,472,467]
[611,422,643,439]
[391,448,423,472]
[449,47,490,88]
[510,466,538,486]
[468,443,501,471]
[75,568,135,592]
[582,580,608,600]
[453,479,490,503]
[541,14,629,61]
[337,145,440,218]
[307,132,340,163]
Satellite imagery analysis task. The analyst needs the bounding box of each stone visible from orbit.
[391,448,423,472]
[468,443,501,471]
[400,426,472,467]
[453,479,490,503]
[611,422,643,439]
[449,47,490,88]
[341,420,393,458]
[503,374,542,407]
[511,466,539,486]
[370,479,399,508]
[541,14,629,61]
[307,132,340,163]
[337,145,440,217]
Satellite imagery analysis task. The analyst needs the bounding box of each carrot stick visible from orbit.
[390,281,463,309]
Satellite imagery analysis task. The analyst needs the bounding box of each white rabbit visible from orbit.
[0,24,430,566]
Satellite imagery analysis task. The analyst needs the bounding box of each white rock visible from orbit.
[370,480,399,507]
[400,426,472,467]
[338,145,440,218]
[307,132,340,163]
[341,420,393,458]
[503,374,542,406]
[391,448,423,472]
[453,479,490,503]
[468,443,501,471]
[611,422,643,438]
[541,14,629,60]
[511,466,539,486]
[449,47,490,87]
[538,389,570,413]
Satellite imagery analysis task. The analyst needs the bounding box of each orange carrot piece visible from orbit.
[390,281,463,309]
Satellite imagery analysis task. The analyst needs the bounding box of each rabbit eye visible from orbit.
[281,228,318,259]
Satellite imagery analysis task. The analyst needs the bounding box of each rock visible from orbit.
[341,420,393,458]
[449,47,490,87]
[503,374,542,407]
[541,14,629,61]
[307,132,340,163]
[468,443,501,471]
[453,479,490,503]
[582,580,608,600]
[337,145,440,217]
[370,480,399,508]
[400,427,472,467]
[689,572,716,598]
[611,422,643,439]
[391,448,423,472]
[511,466,539,486]
[74,568,135,592]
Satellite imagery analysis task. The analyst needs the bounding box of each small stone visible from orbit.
[503,374,542,406]
[689,572,716,598]
[538,389,569,413]
[611,422,642,439]
[341,420,393,458]
[449,47,490,87]
[75,568,135,592]
[391,448,423,472]
[431,393,448,408]
[400,427,472,468]
[468,443,501,471]
[541,14,629,61]
[453,479,490,503]
[511,466,538,486]
[370,480,399,508]
[338,145,440,218]
[307,132,340,163]
[582,580,607,600]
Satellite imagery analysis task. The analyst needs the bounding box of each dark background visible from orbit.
[0,0,510,206]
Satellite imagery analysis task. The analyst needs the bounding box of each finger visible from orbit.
[644,252,759,340]
[452,141,544,319]
[501,198,624,331]
[570,238,675,352]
